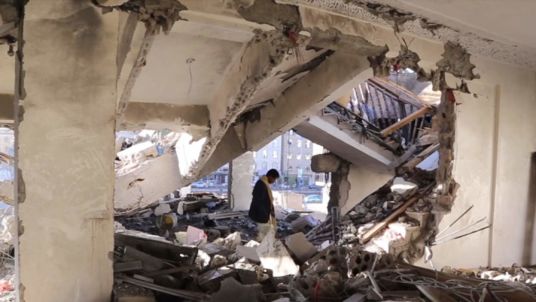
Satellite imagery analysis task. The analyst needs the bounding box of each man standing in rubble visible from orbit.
[249,169,280,242]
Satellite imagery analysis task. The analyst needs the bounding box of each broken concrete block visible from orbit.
[311,153,340,173]
[210,255,228,268]
[199,242,232,257]
[285,232,317,263]
[117,141,158,166]
[390,177,417,195]
[236,245,260,263]
[195,249,211,270]
[174,231,187,245]
[209,277,263,302]
[257,229,299,277]
[232,262,259,285]
[153,204,171,216]
[223,232,242,250]
[245,240,260,248]
[198,267,236,292]
[406,211,429,228]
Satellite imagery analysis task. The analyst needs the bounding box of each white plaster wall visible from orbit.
[115,153,180,210]
[429,79,496,268]
[490,63,536,266]
[231,151,255,211]
[428,58,536,268]
[342,164,393,215]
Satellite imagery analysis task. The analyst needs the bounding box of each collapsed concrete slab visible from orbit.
[115,152,180,211]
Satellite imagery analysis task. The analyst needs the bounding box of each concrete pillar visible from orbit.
[230,152,255,211]
[17,3,118,301]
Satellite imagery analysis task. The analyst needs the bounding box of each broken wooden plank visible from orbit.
[114,260,143,273]
[400,143,439,172]
[122,247,169,272]
[389,144,418,169]
[360,195,419,244]
[118,275,210,300]
[116,232,198,265]
[142,266,196,277]
[381,106,431,137]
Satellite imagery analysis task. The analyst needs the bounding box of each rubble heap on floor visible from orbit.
[111,165,536,302]
[115,191,319,243]
[112,220,536,302]
[306,169,437,264]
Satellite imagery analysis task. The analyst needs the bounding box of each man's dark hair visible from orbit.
[266,169,280,178]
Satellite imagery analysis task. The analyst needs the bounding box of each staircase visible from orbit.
[295,78,435,168]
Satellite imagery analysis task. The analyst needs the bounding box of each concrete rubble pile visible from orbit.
[443,265,536,284]
[305,170,436,264]
[115,191,318,242]
[112,152,536,301]
[112,216,536,301]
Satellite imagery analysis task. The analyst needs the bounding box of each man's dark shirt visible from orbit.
[248,179,274,223]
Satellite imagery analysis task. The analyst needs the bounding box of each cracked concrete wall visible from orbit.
[278,0,536,70]
[18,2,118,301]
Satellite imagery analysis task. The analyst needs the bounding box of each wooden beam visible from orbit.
[400,143,440,173]
[361,195,419,244]
[380,106,431,137]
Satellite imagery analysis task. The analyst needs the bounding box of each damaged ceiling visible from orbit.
[277,0,536,70]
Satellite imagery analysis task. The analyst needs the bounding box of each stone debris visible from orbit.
[257,229,300,277]
[111,190,536,302]
[107,102,524,301]
[285,232,317,263]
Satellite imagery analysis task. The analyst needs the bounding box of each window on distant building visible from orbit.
[263,150,267,158]
[287,154,292,160]
[273,151,277,158]
[306,155,311,160]
[297,140,302,148]
[306,140,311,148]
[288,138,292,145]
[253,151,257,157]
[297,154,302,160]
